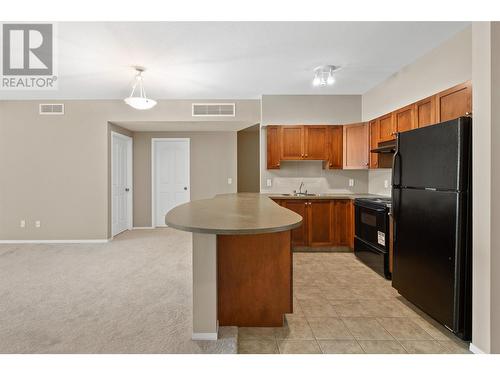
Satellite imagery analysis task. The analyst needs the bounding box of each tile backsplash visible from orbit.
[261,161,369,194]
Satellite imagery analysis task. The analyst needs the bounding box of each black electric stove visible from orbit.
[353,197,391,279]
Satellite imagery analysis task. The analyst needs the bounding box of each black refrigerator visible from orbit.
[392,117,472,340]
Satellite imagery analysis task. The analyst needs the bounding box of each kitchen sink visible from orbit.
[278,193,319,197]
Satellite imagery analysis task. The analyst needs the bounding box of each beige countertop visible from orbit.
[165,193,303,235]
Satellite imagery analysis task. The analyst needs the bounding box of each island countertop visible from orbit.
[165,193,303,235]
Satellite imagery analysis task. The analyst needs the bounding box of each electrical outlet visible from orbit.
[384,180,389,188]
[20,220,26,228]
[266,179,272,187]
[35,220,41,228]
[349,179,354,187]
[227,177,232,185]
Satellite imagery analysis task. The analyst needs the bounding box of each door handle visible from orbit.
[125,188,130,192]
[184,187,188,191]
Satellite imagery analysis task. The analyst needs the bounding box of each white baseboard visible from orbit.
[0,239,110,244]
[469,343,486,354]
[132,227,155,230]
[192,332,218,341]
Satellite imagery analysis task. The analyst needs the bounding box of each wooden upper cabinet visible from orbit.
[415,96,436,128]
[325,126,343,169]
[308,200,333,247]
[394,104,416,133]
[369,120,379,169]
[281,126,304,160]
[304,126,328,160]
[436,81,472,122]
[378,113,395,142]
[266,126,281,169]
[343,122,369,169]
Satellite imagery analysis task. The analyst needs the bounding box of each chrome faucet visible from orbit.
[294,181,307,196]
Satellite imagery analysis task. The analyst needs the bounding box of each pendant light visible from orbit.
[124,67,157,110]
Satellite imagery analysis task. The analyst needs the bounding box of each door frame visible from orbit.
[111,131,133,237]
[151,138,191,227]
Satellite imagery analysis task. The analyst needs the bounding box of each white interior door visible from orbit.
[153,139,190,227]
[112,132,132,236]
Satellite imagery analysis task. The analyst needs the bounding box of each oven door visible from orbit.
[354,202,388,251]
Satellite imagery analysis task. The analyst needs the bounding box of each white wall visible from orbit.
[362,26,472,120]
[471,21,500,354]
[363,26,472,196]
[0,99,259,240]
[259,95,369,193]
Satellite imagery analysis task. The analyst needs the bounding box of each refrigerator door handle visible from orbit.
[392,188,400,244]
[392,135,401,187]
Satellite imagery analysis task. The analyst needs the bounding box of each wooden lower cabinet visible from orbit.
[217,231,292,326]
[273,198,353,249]
[332,200,351,247]
[308,200,333,246]
[281,200,309,247]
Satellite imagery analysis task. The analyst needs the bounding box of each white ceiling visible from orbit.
[1,22,470,100]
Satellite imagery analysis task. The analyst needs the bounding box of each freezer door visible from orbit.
[395,117,471,191]
[392,188,462,331]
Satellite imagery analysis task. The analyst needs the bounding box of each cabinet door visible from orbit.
[378,113,395,142]
[308,200,333,247]
[415,96,436,128]
[349,200,354,249]
[282,200,308,247]
[332,200,352,247]
[271,198,284,206]
[327,126,343,169]
[281,126,304,160]
[436,81,472,122]
[343,123,369,169]
[369,120,379,169]
[304,126,328,160]
[266,126,281,169]
[394,104,415,133]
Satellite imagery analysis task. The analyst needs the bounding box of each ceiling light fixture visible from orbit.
[124,67,157,110]
[312,65,339,87]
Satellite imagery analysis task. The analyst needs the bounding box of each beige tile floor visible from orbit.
[238,252,471,354]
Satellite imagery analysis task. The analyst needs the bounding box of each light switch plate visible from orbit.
[349,179,354,187]
[227,177,232,185]
[20,220,26,228]
[384,180,389,188]
[35,220,41,228]
[266,179,272,187]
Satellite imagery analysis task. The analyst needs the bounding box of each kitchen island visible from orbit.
[165,193,302,340]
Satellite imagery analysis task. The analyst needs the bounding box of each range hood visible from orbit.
[371,139,396,154]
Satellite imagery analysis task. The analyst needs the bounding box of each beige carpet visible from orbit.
[0,229,236,354]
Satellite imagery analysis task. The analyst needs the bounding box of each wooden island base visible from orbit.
[217,230,293,327]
